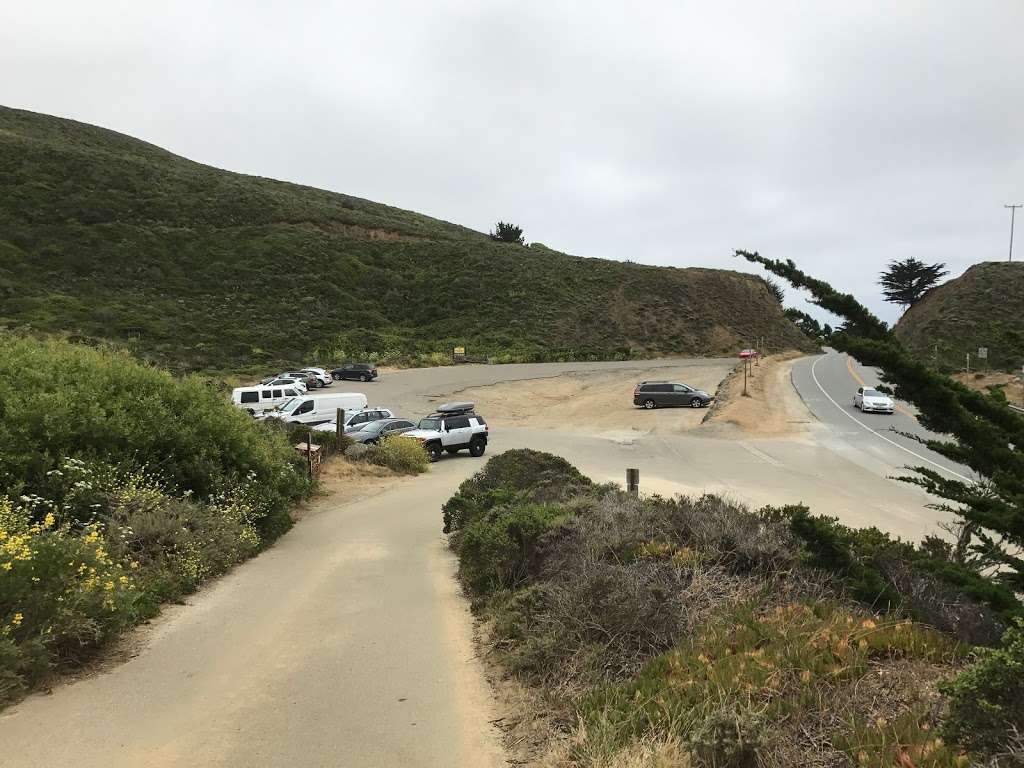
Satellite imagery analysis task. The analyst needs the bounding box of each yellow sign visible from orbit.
[453,346,465,355]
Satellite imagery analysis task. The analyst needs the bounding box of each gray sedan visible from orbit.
[346,418,416,444]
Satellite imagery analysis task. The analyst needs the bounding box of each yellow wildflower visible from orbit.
[11,612,23,627]
[43,513,56,529]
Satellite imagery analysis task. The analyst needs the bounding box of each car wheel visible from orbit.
[469,439,486,457]
[643,399,656,409]
[425,442,442,462]
[361,373,371,382]
[246,408,255,416]
[690,397,704,408]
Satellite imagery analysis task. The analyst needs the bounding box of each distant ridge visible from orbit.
[894,261,1024,372]
[0,105,812,372]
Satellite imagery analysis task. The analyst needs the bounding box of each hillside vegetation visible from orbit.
[894,262,1024,372]
[0,332,310,705]
[446,451,1023,766]
[0,106,811,373]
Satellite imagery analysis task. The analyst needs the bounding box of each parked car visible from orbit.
[332,363,378,382]
[258,393,368,426]
[301,367,333,387]
[281,371,322,389]
[232,384,304,415]
[312,408,395,433]
[854,387,895,414]
[401,402,488,462]
[345,418,416,445]
[266,377,308,393]
[633,381,714,409]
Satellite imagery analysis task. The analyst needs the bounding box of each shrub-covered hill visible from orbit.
[894,261,1024,372]
[0,105,812,373]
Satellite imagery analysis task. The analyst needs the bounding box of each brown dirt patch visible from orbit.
[451,363,735,441]
[701,353,812,438]
[951,371,1024,407]
[291,456,406,521]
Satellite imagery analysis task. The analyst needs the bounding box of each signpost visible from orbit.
[626,468,639,496]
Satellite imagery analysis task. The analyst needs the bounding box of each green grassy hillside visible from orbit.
[894,262,1024,372]
[0,106,811,373]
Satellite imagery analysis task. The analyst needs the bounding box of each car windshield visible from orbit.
[417,417,441,430]
[278,397,299,412]
[863,389,884,397]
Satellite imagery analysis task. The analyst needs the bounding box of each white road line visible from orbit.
[809,356,973,483]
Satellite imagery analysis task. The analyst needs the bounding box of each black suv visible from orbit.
[331,363,378,382]
[633,381,714,409]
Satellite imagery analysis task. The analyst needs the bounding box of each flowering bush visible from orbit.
[0,496,138,702]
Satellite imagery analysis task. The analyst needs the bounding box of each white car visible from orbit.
[301,367,333,387]
[266,377,308,393]
[401,402,488,462]
[854,387,895,414]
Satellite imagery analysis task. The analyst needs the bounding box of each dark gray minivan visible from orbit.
[633,381,714,409]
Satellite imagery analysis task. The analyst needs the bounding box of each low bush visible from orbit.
[0,334,312,706]
[458,503,566,596]
[762,504,1017,645]
[580,602,965,768]
[442,449,593,534]
[362,436,429,474]
[941,618,1024,758]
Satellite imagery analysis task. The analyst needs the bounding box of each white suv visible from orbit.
[301,367,333,387]
[402,402,488,462]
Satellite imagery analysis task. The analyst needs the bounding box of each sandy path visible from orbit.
[0,460,504,768]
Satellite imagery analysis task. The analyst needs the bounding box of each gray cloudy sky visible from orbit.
[4,1,1022,323]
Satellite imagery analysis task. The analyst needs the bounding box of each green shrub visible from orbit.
[442,449,592,534]
[0,334,309,531]
[0,496,140,702]
[457,504,566,596]
[941,618,1024,757]
[762,504,1017,645]
[363,436,429,474]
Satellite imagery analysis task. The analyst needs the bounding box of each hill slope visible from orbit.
[0,106,811,372]
[894,261,1024,372]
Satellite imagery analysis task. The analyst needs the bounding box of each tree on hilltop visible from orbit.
[879,258,948,310]
[490,221,525,245]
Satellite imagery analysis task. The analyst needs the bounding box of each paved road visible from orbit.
[790,349,973,483]
[0,353,963,766]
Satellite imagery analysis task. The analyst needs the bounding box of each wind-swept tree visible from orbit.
[878,258,948,309]
[489,221,525,245]
[735,249,1024,591]
[759,276,785,305]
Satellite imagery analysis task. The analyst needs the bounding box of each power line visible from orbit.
[1006,203,1023,262]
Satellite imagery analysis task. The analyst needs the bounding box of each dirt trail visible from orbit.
[700,353,812,438]
[0,460,505,768]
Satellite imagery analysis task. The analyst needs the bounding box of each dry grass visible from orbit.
[701,353,811,437]
[951,371,1024,408]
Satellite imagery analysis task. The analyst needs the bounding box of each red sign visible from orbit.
[739,349,758,359]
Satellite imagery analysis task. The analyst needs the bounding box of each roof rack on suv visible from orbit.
[435,401,475,415]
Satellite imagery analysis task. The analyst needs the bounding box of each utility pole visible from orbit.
[1007,204,1023,262]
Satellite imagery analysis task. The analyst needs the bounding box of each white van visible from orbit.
[261,392,368,426]
[232,384,304,414]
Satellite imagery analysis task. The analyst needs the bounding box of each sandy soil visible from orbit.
[448,363,735,443]
[951,370,1024,407]
[701,353,812,438]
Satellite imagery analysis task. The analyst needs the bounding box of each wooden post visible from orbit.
[743,358,748,396]
[626,468,639,496]
[307,430,313,480]
[336,408,345,446]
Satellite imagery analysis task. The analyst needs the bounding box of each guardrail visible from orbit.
[1010,404,1024,414]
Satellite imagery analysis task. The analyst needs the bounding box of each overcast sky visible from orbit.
[4,1,1022,324]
